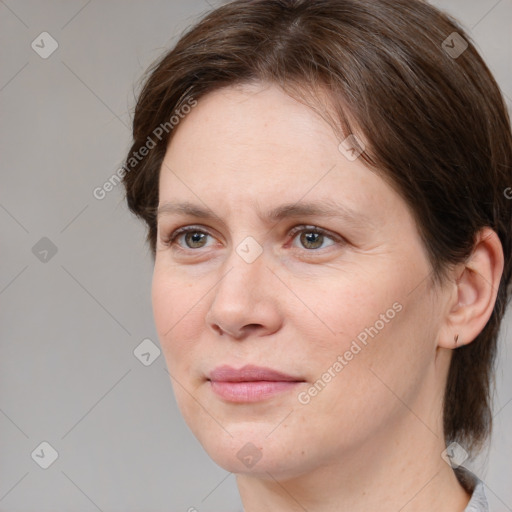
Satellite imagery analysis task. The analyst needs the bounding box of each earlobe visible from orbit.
[438,227,504,350]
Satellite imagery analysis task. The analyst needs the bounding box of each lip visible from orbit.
[209,364,302,382]
[208,364,305,403]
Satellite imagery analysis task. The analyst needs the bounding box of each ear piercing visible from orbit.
[454,334,459,347]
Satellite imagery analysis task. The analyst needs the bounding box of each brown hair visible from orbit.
[122,0,512,456]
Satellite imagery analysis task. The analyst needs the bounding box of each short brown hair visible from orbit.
[122,0,512,456]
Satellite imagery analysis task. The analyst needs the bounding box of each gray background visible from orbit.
[1,1,511,511]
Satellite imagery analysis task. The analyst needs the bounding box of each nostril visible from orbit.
[212,324,224,335]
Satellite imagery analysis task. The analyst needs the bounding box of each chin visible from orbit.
[190,421,317,479]
[172,382,337,478]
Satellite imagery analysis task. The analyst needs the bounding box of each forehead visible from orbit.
[170,83,339,161]
[165,85,346,179]
[157,83,404,227]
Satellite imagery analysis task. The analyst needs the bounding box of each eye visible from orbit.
[165,226,216,250]
[288,226,338,250]
[162,224,342,253]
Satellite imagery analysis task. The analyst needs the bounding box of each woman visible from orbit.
[122,0,511,510]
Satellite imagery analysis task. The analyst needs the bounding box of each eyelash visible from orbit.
[162,225,343,253]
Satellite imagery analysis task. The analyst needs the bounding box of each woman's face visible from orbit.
[152,83,447,479]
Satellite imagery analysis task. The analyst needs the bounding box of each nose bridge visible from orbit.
[206,239,280,337]
[215,239,268,306]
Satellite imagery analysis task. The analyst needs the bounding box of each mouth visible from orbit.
[207,364,306,403]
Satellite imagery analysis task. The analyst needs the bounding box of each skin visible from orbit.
[152,82,504,511]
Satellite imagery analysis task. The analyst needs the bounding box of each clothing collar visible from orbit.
[456,467,489,512]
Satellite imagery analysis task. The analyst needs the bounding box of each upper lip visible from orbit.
[208,364,304,382]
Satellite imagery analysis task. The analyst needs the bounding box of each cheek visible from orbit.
[289,260,435,398]
[287,266,404,353]
[151,265,203,369]
[303,280,437,423]
[291,302,432,453]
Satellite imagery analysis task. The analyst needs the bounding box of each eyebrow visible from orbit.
[156,199,371,228]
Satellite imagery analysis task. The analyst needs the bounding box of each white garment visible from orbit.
[460,470,489,512]
[464,479,489,511]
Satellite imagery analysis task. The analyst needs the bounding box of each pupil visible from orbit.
[302,232,322,249]
[187,232,205,247]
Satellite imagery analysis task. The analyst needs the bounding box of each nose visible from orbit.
[205,246,282,340]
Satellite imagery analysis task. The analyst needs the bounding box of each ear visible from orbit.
[438,227,504,349]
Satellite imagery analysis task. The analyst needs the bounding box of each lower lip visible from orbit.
[209,380,302,402]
